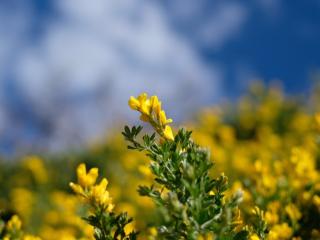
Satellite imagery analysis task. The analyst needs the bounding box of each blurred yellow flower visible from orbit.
[6,215,22,231]
[268,223,293,240]
[285,203,302,221]
[249,234,260,240]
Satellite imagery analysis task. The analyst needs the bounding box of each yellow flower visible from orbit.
[249,234,260,240]
[197,233,214,240]
[163,125,174,141]
[22,156,48,184]
[91,178,114,211]
[128,93,151,115]
[6,215,22,231]
[128,93,175,141]
[140,99,151,115]
[265,211,279,225]
[265,201,280,225]
[91,178,108,199]
[69,182,85,195]
[285,203,301,221]
[70,164,114,213]
[128,96,141,110]
[312,195,320,209]
[268,223,293,240]
[149,227,158,236]
[151,95,161,115]
[23,235,42,240]
[159,110,173,125]
[138,165,153,179]
[77,163,99,188]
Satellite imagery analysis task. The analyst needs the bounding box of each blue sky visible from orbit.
[0,0,319,155]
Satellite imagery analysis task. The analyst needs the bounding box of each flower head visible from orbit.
[6,215,22,231]
[128,93,175,140]
[70,163,114,212]
[77,163,99,188]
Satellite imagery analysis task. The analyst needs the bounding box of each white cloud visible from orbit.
[197,2,248,48]
[3,0,223,152]
[166,1,249,49]
[0,0,275,154]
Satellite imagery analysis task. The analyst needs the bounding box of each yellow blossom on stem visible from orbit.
[70,163,114,213]
[128,93,175,141]
[268,223,293,240]
[249,234,260,240]
[163,125,174,141]
[69,182,85,196]
[285,203,301,221]
[91,178,114,211]
[6,215,22,231]
[77,163,99,188]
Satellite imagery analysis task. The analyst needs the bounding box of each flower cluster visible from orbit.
[69,163,137,240]
[129,93,174,140]
[69,163,114,212]
[0,214,41,240]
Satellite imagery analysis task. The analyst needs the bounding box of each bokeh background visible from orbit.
[1,0,320,156]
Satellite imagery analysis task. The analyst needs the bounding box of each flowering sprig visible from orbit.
[0,214,41,240]
[124,93,259,239]
[248,207,268,240]
[69,163,114,212]
[129,93,174,141]
[70,163,137,240]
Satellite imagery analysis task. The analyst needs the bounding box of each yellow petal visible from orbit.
[155,101,162,117]
[77,163,99,188]
[69,182,84,195]
[77,163,87,186]
[137,93,148,103]
[140,99,151,115]
[7,215,22,230]
[107,203,115,212]
[163,125,174,141]
[128,96,140,110]
[86,168,99,186]
[150,96,160,112]
[159,110,167,125]
[249,234,260,240]
[92,178,108,199]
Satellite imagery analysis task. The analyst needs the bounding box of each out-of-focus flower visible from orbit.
[285,203,301,221]
[22,156,48,184]
[6,215,22,231]
[268,223,293,240]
